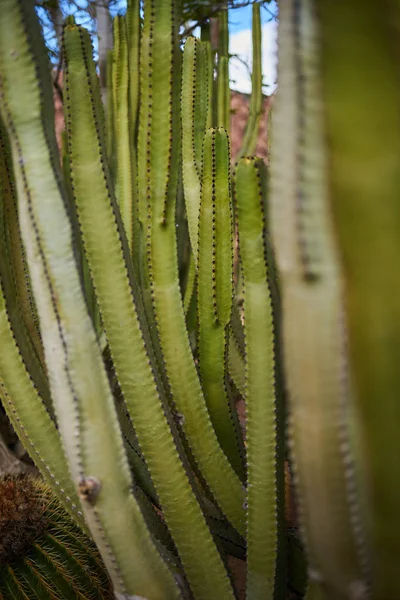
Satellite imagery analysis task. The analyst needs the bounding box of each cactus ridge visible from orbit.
[126,0,140,142]
[228,329,246,398]
[215,9,230,133]
[0,13,85,530]
[181,36,208,259]
[197,127,245,480]
[113,16,134,249]
[1,5,182,596]
[271,0,369,595]
[293,0,320,282]
[211,129,219,322]
[235,156,280,599]
[138,0,246,536]
[0,131,52,417]
[0,124,43,365]
[63,19,239,600]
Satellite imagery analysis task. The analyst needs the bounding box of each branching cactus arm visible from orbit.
[113,16,134,250]
[106,49,116,180]
[0,121,50,402]
[63,22,237,600]
[216,9,230,133]
[270,0,369,596]
[181,36,208,260]
[138,0,245,535]
[126,0,141,267]
[235,157,283,599]
[0,2,181,598]
[197,127,244,479]
[0,283,85,531]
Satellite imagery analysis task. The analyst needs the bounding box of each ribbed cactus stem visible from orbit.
[216,56,230,133]
[0,3,180,597]
[316,1,400,596]
[0,118,50,407]
[216,8,230,133]
[126,0,141,267]
[64,18,237,600]
[0,118,83,531]
[204,41,214,130]
[197,127,244,478]
[181,36,209,259]
[138,0,245,535]
[270,0,369,596]
[235,156,282,598]
[113,16,134,249]
[105,49,116,180]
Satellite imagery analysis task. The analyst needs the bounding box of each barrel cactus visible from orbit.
[0,474,112,599]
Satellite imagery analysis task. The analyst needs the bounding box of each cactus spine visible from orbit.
[63,20,237,599]
[235,157,282,599]
[0,474,112,600]
[0,2,181,597]
[2,0,398,598]
[198,128,244,478]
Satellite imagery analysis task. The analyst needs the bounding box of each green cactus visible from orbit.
[316,3,400,598]
[270,1,369,597]
[1,0,399,598]
[215,8,230,133]
[270,0,400,598]
[198,127,244,479]
[235,156,284,599]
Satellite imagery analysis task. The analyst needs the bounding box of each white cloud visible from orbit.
[229,21,277,95]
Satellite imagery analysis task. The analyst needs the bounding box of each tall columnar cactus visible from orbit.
[235,156,282,598]
[0,2,183,598]
[0,0,276,598]
[271,0,400,599]
[270,0,368,596]
[316,3,400,598]
[198,128,244,478]
[136,0,246,540]
[63,19,238,600]
[215,8,230,133]
[1,0,399,599]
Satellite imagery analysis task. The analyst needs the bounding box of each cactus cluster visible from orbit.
[0,0,399,599]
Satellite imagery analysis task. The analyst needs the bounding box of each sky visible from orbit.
[39,0,278,95]
[192,1,278,95]
[229,2,277,94]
